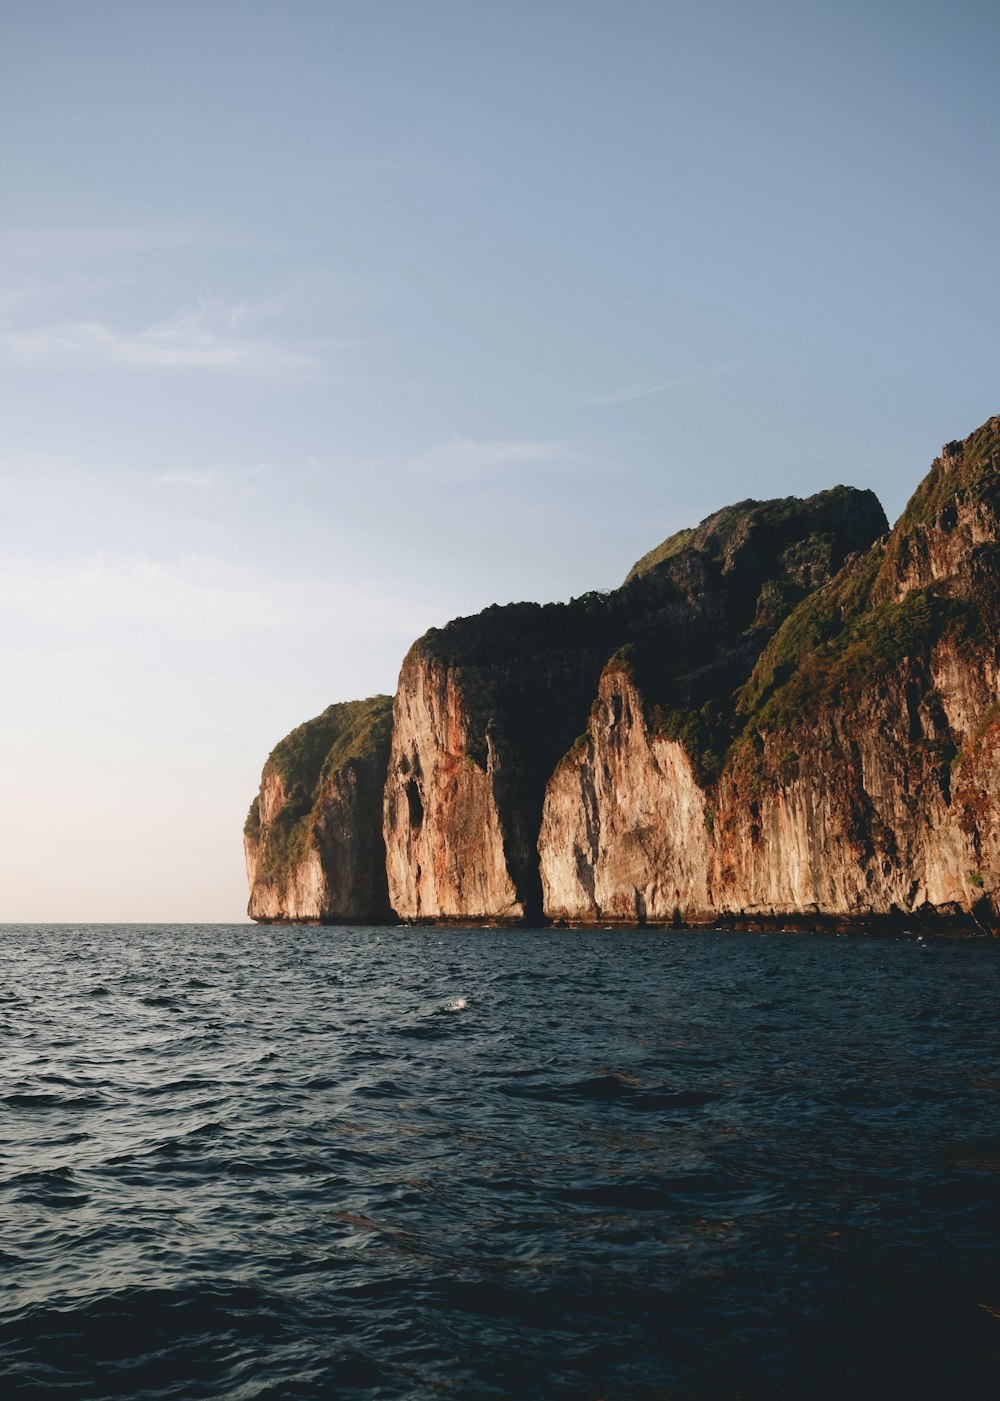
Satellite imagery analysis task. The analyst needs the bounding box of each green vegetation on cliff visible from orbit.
[901,416,1000,529]
[738,418,1000,739]
[269,694,394,794]
[626,486,884,585]
[649,701,730,787]
[739,577,958,733]
[737,544,885,725]
[543,490,888,788]
[567,436,1000,783]
[251,695,394,890]
[623,491,887,779]
[626,525,695,580]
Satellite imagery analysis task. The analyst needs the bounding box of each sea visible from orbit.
[1,924,998,1399]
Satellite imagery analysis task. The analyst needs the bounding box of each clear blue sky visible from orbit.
[1,0,997,920]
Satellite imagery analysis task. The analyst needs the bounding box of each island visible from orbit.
[246,414,1000,933]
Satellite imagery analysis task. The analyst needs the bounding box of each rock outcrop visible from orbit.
[245,696,395,923]
[707,418,1000,929]
[539,417,1000,931]
[539,658,713,924]
[382,487,886,921]
[246,414,1000,933]
[381,599,619,921]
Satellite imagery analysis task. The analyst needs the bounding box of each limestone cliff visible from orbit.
[710,417,1000,929]
[245,695,394,923]
[383,487,886,922]
[539,416,1000,931]
[539,659,713,923]
[382,598,618,921]
[246,414,1000,932]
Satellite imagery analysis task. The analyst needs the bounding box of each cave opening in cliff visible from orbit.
[406,779,424,831]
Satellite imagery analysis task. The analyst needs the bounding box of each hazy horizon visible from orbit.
[2,0,999,921]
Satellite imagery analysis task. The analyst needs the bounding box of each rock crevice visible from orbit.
[247,416,1000,933]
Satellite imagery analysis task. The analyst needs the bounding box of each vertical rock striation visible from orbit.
[245,695,395,923]
[539,416,1000,930]
[382,599,619,921]
[384,487,886,922]
[711,417,1000,928]
[381,657,521,920]
[539,659,712,924]
[537,488,888,923]
[247,415,1000,933]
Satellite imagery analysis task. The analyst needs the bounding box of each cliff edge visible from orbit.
[541,417,1000,930]
[383,486,886,922]
[245,695,395,923]
[246,414,1000,933]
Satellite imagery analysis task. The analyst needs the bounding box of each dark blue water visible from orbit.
[1,925,998,1399]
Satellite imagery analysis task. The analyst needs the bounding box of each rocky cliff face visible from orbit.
[707,418,1000,929]
[245,696,394,923]
[382,599,618,921]
[247,415,1000,932]
[383,487,886,922]
[539,417,1000,930]
[539,660,712,924]
[382,658,521,920]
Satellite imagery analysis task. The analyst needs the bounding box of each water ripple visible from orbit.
[0,924,998,1398]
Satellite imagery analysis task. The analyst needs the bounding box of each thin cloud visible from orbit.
[0,552,439,643]
[414,434,581,483]
[0,225,270,263]
[226,296,289,328]
[589,360,743,406]
[154,470,217,488]
[0,295,329,378]
[0,272,134,318]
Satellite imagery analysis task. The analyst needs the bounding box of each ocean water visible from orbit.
[1,925,998,1399]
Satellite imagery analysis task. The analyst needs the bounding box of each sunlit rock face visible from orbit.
[539,662,712,924]
[707,417,1000,930]
[382,485,886,923]
[382,608,616,922]
[248,415,1000,932]
[382,657,521,921]
[245,696,395,924]
[541,416,1000,931]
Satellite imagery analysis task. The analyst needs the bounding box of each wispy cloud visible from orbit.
[0,225,269,263]
[154,470,217,488]
[0,295,329,378]
[413,434,581,483]
[589,360,743,406]
[0,552,438,643]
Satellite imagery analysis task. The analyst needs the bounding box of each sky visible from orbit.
[1,0,998,921]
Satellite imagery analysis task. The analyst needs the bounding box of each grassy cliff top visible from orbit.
[568,439,1000,776]
[407,486,888,675]
[738,416,1000,734]
[402,484,889,792]
[626,486,887,584]
[408,591,616,672]
[244,693,395,841]
[900,414,1000,529]
[267,694,394,794]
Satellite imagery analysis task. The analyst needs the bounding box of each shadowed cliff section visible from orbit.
[246,414,1000,931]
[384,595,621,921]
[384,486,887,922]
[710,415,1000,929]
[617,486,889,782]
[541,415,1000,930]
[245,695,395,923]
